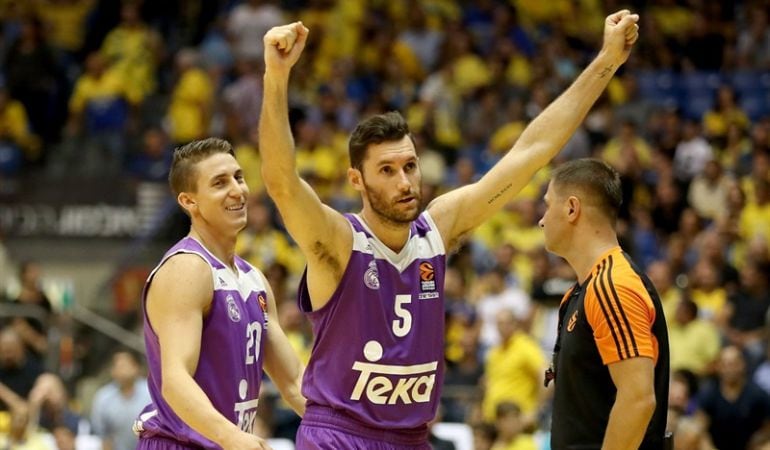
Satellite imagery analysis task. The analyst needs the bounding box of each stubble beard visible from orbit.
[363,181,422,226]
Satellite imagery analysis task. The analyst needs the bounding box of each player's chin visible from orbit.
[391,208,420,224]
[543,239,560,256]
[230,216,248,231]
[400,200,421,214]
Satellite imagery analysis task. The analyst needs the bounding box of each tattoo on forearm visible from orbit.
[487,183,513,204]
[599,65,614,78]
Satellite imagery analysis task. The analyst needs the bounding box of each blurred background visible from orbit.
[0,0,769,449]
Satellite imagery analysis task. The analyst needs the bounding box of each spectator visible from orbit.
[476,269,531,350]
[668,299,720,376]
[223,57,263,143]
[673,120,714,185]
[722,259,770,368]
[0,86,40,174]
[687,159,731,222]
[739,179,770,254]
[491,402,536,450]
[688,260,727,322]
[0,327,43,408]
[721,123,753,177]
[90,349,151,450]
[234,195,304,277]
[3,15,62,143]
[482,309,543,425]
[67,52,139,174]
[696,345,770,450]
[227,0,284,60]
[8,261,52,359]
[646,259,682,321]
[99,1,161,102]
[697,229,740,295]
[473,421,497,450]
[443,327,483,423]
[165,48,213,146]
[703,85,749,143]
[126,127,173,183]
[651,176,687,236]
[28,373,82,434]
[32,0,96,57]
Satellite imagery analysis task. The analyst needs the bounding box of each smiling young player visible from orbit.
[134,138,305,450]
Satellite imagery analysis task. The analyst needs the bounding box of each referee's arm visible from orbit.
[585,275,659,449]
[603,357,656,449]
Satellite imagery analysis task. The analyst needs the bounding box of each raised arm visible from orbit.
[146,255,270,450]
[259,272,306,417]
[428,10,640,249]
[259,23,352,278]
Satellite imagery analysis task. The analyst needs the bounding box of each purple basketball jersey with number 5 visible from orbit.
[299,212,446,429]
[135,237,268,449]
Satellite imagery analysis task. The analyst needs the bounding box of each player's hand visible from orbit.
[601,10,640,66]
[263,21,309,76]
[221,431,273,450]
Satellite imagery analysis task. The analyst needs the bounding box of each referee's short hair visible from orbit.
[551,158,623,224]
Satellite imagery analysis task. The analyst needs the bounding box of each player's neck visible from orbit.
[359,209,411,253]
[189,226,237,270]
[564,226,619,284]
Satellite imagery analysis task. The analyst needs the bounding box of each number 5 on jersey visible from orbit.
[392,294,412,337]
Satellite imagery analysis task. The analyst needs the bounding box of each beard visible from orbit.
[363,181,422,226]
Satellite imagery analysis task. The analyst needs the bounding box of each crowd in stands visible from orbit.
[1,0,770,449]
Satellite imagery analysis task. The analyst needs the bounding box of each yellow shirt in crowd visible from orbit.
[483,331,544,420]
[167,68,213,143]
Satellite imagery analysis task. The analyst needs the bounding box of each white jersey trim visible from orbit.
[146,239,268,304]
[350,212,445,273]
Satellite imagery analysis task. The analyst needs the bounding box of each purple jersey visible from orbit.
[299,212,446,429]
[135,237,268,449]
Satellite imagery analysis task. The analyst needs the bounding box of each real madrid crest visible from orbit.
[363,260,380,290]
[226,294,241,322]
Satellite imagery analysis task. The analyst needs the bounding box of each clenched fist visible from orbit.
[601,10,640,66]
[263,22,309,76]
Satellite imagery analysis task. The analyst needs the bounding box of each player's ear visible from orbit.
[566,196,580,222]
[348,167,364,192]
[178,192,197,214]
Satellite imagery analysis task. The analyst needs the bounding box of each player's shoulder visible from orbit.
[147,253,214,310]
[152,253,212,287]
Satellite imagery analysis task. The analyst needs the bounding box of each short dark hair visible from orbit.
[169,138,235,196]
[348,111,412,170]
[112,347,142,366]
[495,401,522,419]
[551,158,623,223]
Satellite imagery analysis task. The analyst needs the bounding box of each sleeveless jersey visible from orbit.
[135,237,269,449]
[299,212,446,429]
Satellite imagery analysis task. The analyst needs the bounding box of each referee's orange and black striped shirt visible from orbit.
[550,246,670,450]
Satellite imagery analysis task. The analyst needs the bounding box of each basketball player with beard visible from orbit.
[260,11,640,449]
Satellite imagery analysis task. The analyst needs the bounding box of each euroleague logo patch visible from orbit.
[419,262,435,282]
[257,292,269,329]
[258,293,268,313]
[418,261,438,299]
